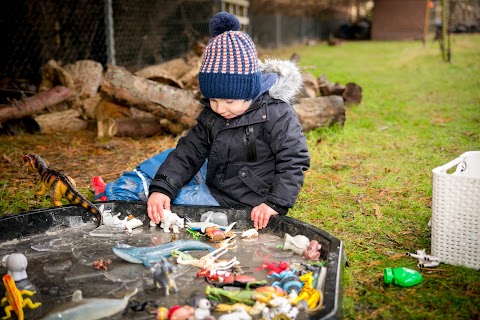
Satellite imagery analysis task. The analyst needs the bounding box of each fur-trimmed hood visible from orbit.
[259,59,303,104]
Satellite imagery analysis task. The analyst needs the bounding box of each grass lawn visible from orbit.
[264,35,479,319]
[1,34,479,319]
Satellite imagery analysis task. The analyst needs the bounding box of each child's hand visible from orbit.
[251,203,279,230]
[147,192,171,224]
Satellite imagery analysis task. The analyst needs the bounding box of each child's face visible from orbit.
[210,98,251,119]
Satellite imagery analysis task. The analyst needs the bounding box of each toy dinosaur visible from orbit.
[21,154,102,227]
[1,274,42,320]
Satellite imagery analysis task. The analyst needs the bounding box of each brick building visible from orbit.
[371,0,427,40]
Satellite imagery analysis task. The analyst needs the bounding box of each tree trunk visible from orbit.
[294,96,346,131]
[100,65,202,130]
[110,117,163,138]
[0,86,75,124]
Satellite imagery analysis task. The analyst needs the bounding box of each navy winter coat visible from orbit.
[149,59,310,214]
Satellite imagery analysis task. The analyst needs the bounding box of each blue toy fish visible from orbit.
[112,239,214,267]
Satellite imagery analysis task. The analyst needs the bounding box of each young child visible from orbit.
[93,12,310,230]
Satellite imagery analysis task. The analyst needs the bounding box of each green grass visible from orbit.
[1,35,479,319]
[277,35,479,319]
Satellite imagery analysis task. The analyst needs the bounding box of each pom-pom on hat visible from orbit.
[199,12,260,100]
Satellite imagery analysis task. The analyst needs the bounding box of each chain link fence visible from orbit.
[0,0,216,85]
[0,0,350,99]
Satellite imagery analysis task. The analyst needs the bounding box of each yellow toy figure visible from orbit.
[22,153,102,227]
[1,274,41,320]
[295,272,322,310]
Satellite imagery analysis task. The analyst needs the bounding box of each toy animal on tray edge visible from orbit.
[99,205,143,233]
[21,154,102,227]
[149,209,185,234]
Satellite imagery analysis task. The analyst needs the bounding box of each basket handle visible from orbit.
[433,155,465,174]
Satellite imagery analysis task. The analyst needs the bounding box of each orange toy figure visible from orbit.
[167,305,195,320]
[1,274,42,320]
[205,226,225,242]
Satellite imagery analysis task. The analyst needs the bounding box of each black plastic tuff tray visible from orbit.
[0,201,345,319]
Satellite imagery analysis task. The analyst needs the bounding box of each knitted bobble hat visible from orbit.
[199,12,261,100]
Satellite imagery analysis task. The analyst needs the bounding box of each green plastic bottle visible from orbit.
[384,267,422,287]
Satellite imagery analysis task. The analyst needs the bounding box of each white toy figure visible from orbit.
[2,253,28,281]
[100,205,143,234]
[406,249,440,268]
[283,233,310,255]
[262,294,304,320]
[194,298,213,320]
[149,209,185,234]
[218,306,252,320]
[200,211,229,227]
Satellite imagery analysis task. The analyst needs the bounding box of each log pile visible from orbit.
[0,45,362,137]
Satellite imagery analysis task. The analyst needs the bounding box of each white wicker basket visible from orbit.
[431,151,480,270]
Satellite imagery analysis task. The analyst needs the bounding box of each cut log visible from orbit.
[0,86,75,124]
[135,52,202,90]
[34,109,88,133]
[110,117,163,138]
[298,72,319,98]
[294,96,346,131]
[318,74,345,96]
[342,82,363,105]
[100,65,202,130]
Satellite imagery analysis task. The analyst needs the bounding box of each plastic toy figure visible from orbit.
[302,240,322,261]
[100,205,143,234]
[218,306,252,320]
[167,305,195,320]
[295,272,321,310]
[112,239,214,267]
[40,288,138,320]
[186,216,237,234]
[2,253,28,282]
[261,294,305,320]
[152,258,178,296]
[158,210,185,234]
[1,253,42,320]
[215,302,265,316]
[206,286,256,306]
[268,270,303,295]
[205,226,226,242]
[406,249,440,268]
[200,211,229,227]
[93,258,111,271]
[1,274,42,320]
[198,269,267,289]
[193,298,214,320]
[172,239,239,271]
[241,228,258,239]
[257,261,290,276]
[282,234,310,255]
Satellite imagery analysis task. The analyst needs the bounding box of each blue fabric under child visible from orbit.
[104,148,220,206]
